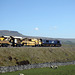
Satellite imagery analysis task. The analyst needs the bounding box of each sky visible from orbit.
[0,0,75,38]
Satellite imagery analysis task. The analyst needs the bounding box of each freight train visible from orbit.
[0,36,61,47]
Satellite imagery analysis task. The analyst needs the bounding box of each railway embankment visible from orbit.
[0,45,75,66]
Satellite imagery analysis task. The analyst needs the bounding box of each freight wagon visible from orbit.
[21,38,42,47]
[0,36,10,47]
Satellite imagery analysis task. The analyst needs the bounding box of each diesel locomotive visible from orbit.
[41,39,61,47]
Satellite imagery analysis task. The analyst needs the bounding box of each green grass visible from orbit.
[0,65,75,75]
[0,45,75,66]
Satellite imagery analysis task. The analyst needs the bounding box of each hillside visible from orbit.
[0,45,75,66]
[0,30,25,37]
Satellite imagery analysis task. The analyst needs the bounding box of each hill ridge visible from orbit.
[0,30,25,37]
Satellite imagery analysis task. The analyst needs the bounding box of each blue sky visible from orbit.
[0,0,75,38]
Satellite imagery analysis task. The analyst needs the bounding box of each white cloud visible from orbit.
[53,26,57,29]
[35,27,39,31]
[50,26,58,30]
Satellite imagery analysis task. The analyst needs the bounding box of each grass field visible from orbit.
[0,45,75,66]
[0,65,75,75]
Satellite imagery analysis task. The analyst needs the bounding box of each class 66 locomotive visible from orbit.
[0,36,61,47]
[41,39,61,47]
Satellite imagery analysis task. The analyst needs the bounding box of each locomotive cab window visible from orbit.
[46,40,49,43]
[57,41,60,43]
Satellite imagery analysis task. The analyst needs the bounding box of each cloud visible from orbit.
[35,27,39,31]
[50,26,58,30]
[53,26,57,29]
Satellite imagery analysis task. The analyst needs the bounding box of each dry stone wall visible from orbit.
[0,61,75,73]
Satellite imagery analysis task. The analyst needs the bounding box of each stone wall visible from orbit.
[0,61,75,73]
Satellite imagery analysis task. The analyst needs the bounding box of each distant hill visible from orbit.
[0,30,25,37]
[0,30,75,45]
[59,38,75,45]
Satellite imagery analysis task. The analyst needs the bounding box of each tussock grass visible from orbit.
[0,45,75,66]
